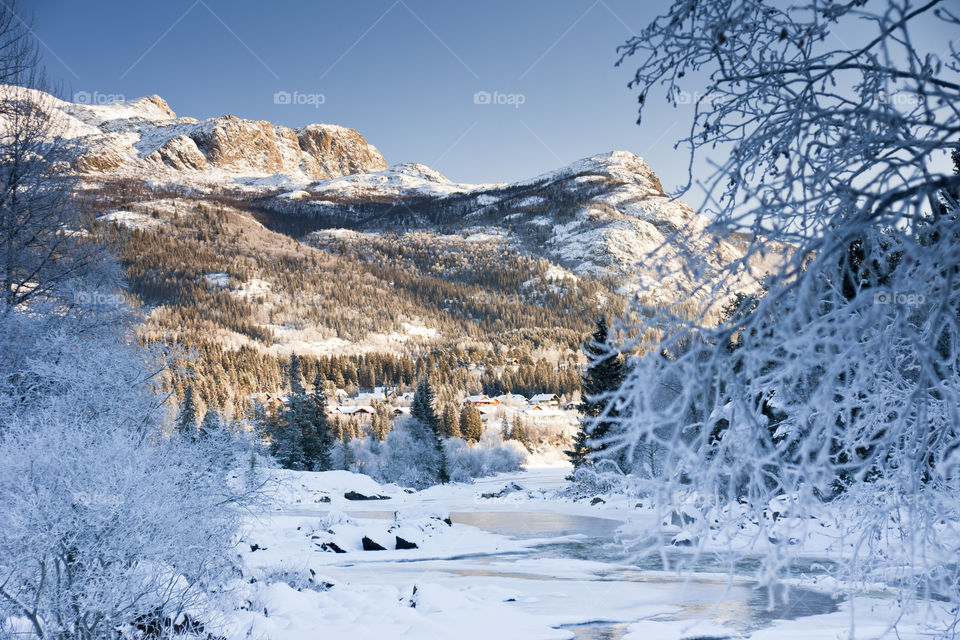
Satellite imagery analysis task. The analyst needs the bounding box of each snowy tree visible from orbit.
[0,7,247,638]
[175,383,199,437]
[370,400,392,441]
[566,318,625,469]
[440,403,461,438]
[410,378,449,484]
[459,403,483,443]
[197,405,220,439]
[266,354,310,469]
[611,0,960,629]
[0,297,243,640]
[302,373,334,471]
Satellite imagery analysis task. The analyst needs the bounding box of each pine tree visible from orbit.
[565,428,590,469]
[567,318,626,469]
[371,400,392,441]
[411,378,448,484]
[512,415,534,452]
[176,384,199,438]
[269,354,307,469]
[441,403,461,438]
[302,373,334,471]
[198,407,221,439]
[460,403,483,443]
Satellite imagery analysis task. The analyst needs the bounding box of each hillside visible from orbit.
[8,87,773,408]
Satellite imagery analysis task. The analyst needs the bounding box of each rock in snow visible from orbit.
[361,536,387,551]
[343,490,391,501]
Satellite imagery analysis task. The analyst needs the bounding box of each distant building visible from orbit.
[524,405,564,419]
[529,393,560,407]
[336,406,375,416]
[465,394,499,407]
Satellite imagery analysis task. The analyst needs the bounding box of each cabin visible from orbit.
[337,406,375,416]
[524,405,564,419]
[529,393,560,407]
[465,394,499,407]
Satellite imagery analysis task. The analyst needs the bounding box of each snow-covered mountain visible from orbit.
[9,87,775,357]
[11,86,386,184]
[269,151,761,302]
[21,86,762,299]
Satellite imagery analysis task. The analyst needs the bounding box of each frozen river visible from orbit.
[323,471,839,639]
[240,466,941,639]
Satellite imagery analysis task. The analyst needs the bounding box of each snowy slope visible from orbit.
[14,86,776,305]
[0,85,386,189]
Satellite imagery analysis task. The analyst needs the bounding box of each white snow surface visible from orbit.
[214,467,954,640]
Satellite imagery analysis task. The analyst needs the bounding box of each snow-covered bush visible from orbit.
[566,460,631,496]
[379,425,438,489]
[445,431,526,483]
[0,301,243,640]
[610,0,960,631]
[348,428,525,488]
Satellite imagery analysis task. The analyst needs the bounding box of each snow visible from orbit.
[306,162,475,200]
[203,272,230,288]
[96,210,166,231]
[399,321,438,338]
[209,466,956,639]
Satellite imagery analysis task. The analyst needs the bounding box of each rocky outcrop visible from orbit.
[297,124,387,178]
[361,536,387,551]
[12,88,387,180]
[180,117,387,178]
[188,116,292,174]
[147,135,208,171]
[343,490,390,501]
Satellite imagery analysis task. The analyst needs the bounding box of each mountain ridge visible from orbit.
[6,87,774,368]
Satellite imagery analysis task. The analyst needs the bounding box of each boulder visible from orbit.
[669,510,696,527]
[361,536,387,551]
[395,536,418,550]
[479,482,527,499]
[344,491,390,501]
[670,532,696,547]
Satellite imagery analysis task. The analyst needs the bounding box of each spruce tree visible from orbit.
[460,403,483,443]
[176,384,199,438]
[567,318,626,469]
[302,373,334,471]
[372,401,392,441]
[269,354,308,469]
[198,407,221,439]
[565,428,590,469]
[411,378,449,484]
[441,403,461,438]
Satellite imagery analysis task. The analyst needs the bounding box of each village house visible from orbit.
[465,394,499,407]
[336,406,375,417]
[528,393,560,407]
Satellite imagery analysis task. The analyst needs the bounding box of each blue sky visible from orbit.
[30,0,696,186]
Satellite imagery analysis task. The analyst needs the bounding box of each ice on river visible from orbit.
[218,467,955,640]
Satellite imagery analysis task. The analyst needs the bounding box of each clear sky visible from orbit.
[28,0,697,187]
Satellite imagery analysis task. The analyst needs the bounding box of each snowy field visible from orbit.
[217,466,955,640]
